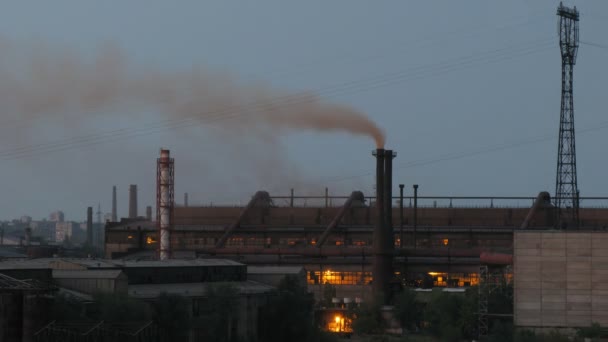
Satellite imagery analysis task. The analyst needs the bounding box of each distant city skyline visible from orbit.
[0,1,607,219]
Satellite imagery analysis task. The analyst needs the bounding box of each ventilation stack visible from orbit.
[157,149,175,260]
[129,185,138,218]
[146,206,153,221]
[86,207,93,246]
[372,148,396,303]
[112,186,117,222]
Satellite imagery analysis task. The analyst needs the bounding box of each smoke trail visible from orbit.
[0,39,385,149]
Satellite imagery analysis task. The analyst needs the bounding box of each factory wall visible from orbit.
[514,231,608,328]
[53,271,128,295]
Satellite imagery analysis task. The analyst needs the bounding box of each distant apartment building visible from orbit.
[20,216,32,224]
[55,222,84,244]
[49,211,65,223]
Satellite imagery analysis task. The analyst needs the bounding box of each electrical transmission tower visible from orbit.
[555,2,580,228]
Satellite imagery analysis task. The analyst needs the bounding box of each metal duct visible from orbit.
[521,191,553,229]
[317,191,364,247]
[215,191,271,248]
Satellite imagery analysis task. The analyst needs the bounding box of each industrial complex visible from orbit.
[1,2,607,341]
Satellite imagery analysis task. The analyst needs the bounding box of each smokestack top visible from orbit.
[160,149,170,160]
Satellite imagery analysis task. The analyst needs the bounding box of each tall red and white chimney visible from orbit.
[157,149,174,260]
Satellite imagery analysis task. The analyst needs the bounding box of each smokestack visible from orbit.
[24,227,32,247]
[372,148,389,301]
[129,185,138,219]
[112,186,117,222]
[184,193,189,207]
[146,206,152,221]
[384,150,395,238]
[86,207,93,246]
[158,149,174,260]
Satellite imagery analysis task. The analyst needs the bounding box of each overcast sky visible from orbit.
[0,0,607,221]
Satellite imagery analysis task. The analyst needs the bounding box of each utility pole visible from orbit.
[555,2,580,228]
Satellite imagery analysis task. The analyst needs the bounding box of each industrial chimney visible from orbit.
[87,207,93,246]
[184,193,189,207]
[112,186,117,222]
[24,227,32,247]
[146,206,152,221]
[372,148,396,303]
[157,149,174,260]
[129,185,138,219]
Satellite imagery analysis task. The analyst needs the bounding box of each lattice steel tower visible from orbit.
[555,2,580,227]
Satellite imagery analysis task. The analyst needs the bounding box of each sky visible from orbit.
[0,0,607,221]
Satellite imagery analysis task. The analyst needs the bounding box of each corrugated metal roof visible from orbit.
[247,266,305,274]
[128,280,274,299]
[119,259,243,268]
[53,269,125,279]
[0,257,243,270]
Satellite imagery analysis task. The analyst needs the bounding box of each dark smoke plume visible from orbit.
[0,39,385,149]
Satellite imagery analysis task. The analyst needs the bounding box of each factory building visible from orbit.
[104,190,608,300]
[514,231,608,329]
[0,257,276,341]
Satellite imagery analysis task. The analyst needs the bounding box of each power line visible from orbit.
[580,40,608,50]
[322,120,608,184]
[0,39,555,161]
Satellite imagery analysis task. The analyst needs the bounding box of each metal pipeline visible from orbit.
[317,191,364,247]
[215,191,270,248]
[521,191,552,229]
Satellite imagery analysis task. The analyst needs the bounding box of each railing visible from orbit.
[179,196,608,209]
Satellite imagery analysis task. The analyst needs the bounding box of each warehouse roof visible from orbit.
[0,257,242,270]
[128,280,274,299]
[247,266,305,275]
[53,269,125,279]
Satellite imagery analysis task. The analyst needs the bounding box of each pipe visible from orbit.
[413,184,419,248]
[520,191,552,229]
[215,191,270,248]
[384,150,395,249]
[399,184,404,248]
[197,246,486,258]
[317,191,363,247]
[129,184,138,218]
[112,186,117,222]
[184,193,189,207]
[86,207,93,246]
[372,148,388,299]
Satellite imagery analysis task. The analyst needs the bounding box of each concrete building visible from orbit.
[514,231,608,329]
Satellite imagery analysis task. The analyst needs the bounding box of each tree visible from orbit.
[152,293,192,342]
[259,275,317,342]
[577,322,603,340]
[392,288,420,333]
[194,284,239,342]
[92,293,152,322]
[423,289,463,341]
[351,294,385,335]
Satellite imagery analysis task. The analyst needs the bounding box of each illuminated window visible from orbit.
[443,238,449,246]
[307,271,372,285]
